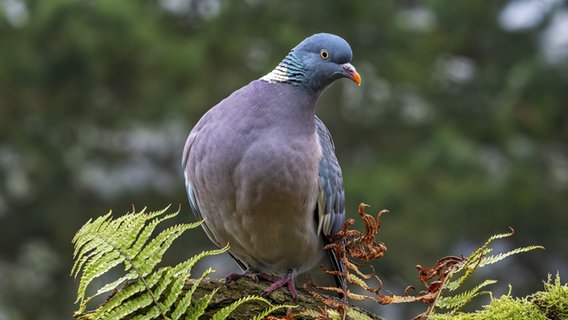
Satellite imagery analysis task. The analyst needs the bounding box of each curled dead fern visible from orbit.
[305,204,545,320]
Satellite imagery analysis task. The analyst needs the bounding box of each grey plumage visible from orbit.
[315,116,345,238]
[182,33,360,297]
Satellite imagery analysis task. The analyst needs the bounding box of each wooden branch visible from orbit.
[188,277,384,319]
[76,277,384,319]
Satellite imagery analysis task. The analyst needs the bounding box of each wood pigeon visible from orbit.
[182,33,361,297]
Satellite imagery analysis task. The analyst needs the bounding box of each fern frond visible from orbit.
[73,206,292,319]
[170,267,215,320]
[466,228,515,266]
[160,273,187,315]
[130,306,163,320]
[72,207,173,310]
[426,229,545,318]
[77,250,125,302]
[185,288,218,320]
[105,293,155,320]
[250,303,296,320]
[445,250,491,291]
[124,208,179,266]
[444,230,542,293]
[486,228,515,241]
[479,245,544,268]
[72,206,200,314]
[94,274,138,298]
[133,221,202,276]
[458,229,513,269]
[91,268,167,318]
[71,212,113,278]
[162,246,228,312]
[211,296,274,320]
[169,244,229,278]
[436,279,497,312]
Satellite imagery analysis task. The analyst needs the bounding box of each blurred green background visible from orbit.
[1,0,567,318]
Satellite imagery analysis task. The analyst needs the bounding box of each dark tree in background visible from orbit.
[0,0,566,318]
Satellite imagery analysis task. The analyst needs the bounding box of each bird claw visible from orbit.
[262,269,298,299]
[226,270,298,298]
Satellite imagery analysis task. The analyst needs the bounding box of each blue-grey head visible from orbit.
[262,33,361,92]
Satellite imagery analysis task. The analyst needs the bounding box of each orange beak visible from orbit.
[340,62,361,86]
[351,70,362,86]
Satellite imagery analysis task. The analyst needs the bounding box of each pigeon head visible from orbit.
[261,33,361,92]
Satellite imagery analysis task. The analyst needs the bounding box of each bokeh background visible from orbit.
[1,0,567,318]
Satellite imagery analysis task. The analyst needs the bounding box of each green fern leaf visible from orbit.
[73,206,292,320]
[72,213,110,271]
[442,230,537,293]
[92,267,169,318]
[134,222,202,276]
[465,228,515,267]
[171,244,229,279]
[71,213,114,278]
[78,250,124,298]
[156,246,230,317]
[72,206,197,314]
[479,245,544,268]
[460,231,509,268]
[126,208,183,260]
[76,253,124,310]
[211,296,274,320]
[436,279,497,311]
[91,276,149,318]
[447,249,491,288]
[130,304,164,320]
[250,304,296,320]
[73,209,157,308]
[101,292,155,320]
[185,288,219,320]
[120,213,166,266]
[486,228,515,242]
[163,273,187,311]
[444,243,543,293]
[428,230,545,317]
[151,268,176,307]
[171,267,215,320]
[94,274,138,298]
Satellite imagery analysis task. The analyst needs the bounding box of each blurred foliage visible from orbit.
[0,0,567,318]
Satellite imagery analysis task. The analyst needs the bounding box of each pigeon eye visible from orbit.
[320,49,330,60]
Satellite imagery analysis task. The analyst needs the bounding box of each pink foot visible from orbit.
[262,269,297,298]
[226,270,299,298]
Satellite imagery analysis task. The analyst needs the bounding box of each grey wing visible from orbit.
[315,116,346,290]
[315,116,346,237]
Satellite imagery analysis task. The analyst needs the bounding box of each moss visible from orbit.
[430,274,568,320]
[431,294,546,320]
[529,273,568,320]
